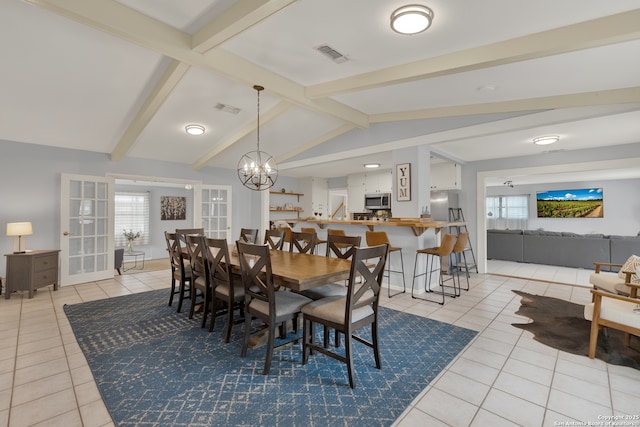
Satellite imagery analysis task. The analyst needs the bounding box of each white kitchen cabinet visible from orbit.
[300,177,328,218]
[430,162,461,190]
[347,173,366,213]
[364,170,392,193]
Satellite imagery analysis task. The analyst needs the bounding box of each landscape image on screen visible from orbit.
[536,188,604,218]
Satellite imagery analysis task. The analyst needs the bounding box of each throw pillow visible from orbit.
[618,255,640,284]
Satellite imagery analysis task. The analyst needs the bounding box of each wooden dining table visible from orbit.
[227,249,353,293]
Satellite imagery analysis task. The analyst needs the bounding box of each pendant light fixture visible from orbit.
[237,85,278,191]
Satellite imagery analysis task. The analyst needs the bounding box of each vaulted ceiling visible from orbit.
[2,0,639,180]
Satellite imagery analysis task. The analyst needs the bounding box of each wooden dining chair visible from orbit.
[301,233,362,347]
[185,235,212,328]
[289,231,317,254]
[204,237,245,341]
[239,228,259,244]
[164,231,192,313]
[302,227,325,254]
[175,228,205,245]
[264,229,285,250]
[302,243,388,388]
[237,241,312,375]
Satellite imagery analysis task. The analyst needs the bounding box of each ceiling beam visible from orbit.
[24,0,368,129]
[191,0,297,53]
[192,101,292,170]
[370,87,640,122]
[306,9,640,98]
[111,60,190,161]
[275,123,356,163]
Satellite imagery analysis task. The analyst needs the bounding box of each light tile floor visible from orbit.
[1,261,639,427]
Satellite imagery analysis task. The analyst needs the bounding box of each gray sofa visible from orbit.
[487,229,640,270]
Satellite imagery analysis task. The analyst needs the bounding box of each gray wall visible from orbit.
[0,139,262,277]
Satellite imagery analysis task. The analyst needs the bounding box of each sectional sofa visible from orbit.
[487,229,640,270]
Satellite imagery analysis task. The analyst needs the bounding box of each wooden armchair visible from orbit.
[589,261,637,298]
[585,281,640,359]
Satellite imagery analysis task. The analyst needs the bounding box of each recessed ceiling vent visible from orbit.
[215,103,241,115]
[315,44,349,64]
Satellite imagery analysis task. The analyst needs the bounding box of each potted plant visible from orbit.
[123,229,141,253]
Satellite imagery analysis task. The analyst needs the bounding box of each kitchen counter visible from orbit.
[288,218,465,236]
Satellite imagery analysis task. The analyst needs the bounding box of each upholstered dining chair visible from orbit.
[185,234,212,328]
[365,231,406,298]
[264,229,285,250]
[411,233,458,305]
[302,243,388,388]
[164,231,192,312]
[302,227,325,254]
[289,231,317,254]
[301,233,362,348]
[114,248,124,275]
[239,228,259,244]
[203,237,245,341]
[237,241,312,375]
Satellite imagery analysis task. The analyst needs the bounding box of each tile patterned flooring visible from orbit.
[1,260,640,426]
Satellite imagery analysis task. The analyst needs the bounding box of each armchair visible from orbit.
[585,284,640,359]
[589,256,639,297]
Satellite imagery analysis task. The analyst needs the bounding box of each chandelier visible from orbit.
[237,85,278,191]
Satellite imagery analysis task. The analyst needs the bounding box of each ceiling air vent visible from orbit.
[215,103,241,115]
[315,44,349,64]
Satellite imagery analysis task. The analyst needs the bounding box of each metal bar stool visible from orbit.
[411,233,458,305]
[365,231,406,298]
[452,232,471,291]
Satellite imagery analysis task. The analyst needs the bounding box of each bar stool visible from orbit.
[365,231,406,298]
[302,227,326,254]
[452,232,470,291]
[411,233,457,305]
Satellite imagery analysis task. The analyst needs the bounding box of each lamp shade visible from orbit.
[6,222,33,236]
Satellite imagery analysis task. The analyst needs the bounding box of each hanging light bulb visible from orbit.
[237,85,278,191]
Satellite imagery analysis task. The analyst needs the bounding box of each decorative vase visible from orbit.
[127,240,135,253]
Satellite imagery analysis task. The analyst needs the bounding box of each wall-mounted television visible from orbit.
[536,188,604,218]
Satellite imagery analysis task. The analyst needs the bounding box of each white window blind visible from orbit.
[115,192,150,246]
[486,195,529,230]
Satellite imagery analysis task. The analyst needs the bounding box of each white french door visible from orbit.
[60,174,115,285]
[200,185,232,240]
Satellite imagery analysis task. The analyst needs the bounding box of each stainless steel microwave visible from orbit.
[364,193,391,210]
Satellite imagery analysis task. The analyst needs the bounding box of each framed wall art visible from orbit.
[161,196,187,220]
[396,163,411,201]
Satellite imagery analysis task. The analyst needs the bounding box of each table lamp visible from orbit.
[6,222,33,253]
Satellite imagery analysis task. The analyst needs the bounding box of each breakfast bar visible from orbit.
[284,218,465,236]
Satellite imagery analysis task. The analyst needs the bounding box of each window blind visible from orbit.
[115,192,150,246]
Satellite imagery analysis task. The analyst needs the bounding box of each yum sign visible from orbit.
[396,163,411,201]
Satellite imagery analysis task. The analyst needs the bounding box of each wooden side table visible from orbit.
[4,250,60,299]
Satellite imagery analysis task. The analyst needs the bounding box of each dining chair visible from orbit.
[185,234,212,328]
[411,233,458,305]
[239,228,259,244]
[164,231,192,312]
[204,237,245,341]
[301,233,362,348]
[302,243,388,388]
[237,241,312,375]
[175,228,205,245]
[302,227,326,254]
[365,231,406,298]
[264,229,285,250]
[289,231,317,254]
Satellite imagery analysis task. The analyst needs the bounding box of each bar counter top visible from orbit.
[287,218,465,236]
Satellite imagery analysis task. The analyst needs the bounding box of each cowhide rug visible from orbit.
[512,290,640,369]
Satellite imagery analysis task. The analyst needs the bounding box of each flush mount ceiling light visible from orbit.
[185,124,205,136]
[390,4,434,35]
[237,85,278,191]
[364,163,380,169]
[533,135,559,145]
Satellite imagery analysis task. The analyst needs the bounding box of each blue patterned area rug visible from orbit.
[64,289,476,427]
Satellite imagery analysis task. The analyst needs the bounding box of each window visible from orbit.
[486,195,529,230]
[115,192,150,246]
